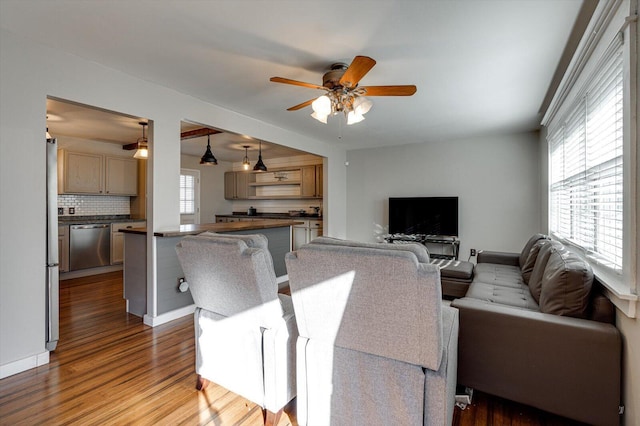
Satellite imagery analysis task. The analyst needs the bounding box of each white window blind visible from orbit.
[180,174,196,215]
[548,35,624,273]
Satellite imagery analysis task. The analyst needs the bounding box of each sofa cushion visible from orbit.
[539,251,593,318]
[473,263,525,288]
[465,281,539,311]
[519,234,548,268]
[431,258,474,280]
[521,238,551,284]
[528,240,564,303]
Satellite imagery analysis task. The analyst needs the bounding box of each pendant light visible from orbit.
[200,134,218,165]
[242,145,251,170]
[134,122,149,159]
[253,141,267,172]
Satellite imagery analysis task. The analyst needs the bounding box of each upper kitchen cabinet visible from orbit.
[59,151,103,193]
[300,165,323,198]
[58,149,138,195]
[224,171,249,200]
[106,156,138,195]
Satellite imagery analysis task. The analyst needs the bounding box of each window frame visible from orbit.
[542,0,638,317]
[180,168,200,224]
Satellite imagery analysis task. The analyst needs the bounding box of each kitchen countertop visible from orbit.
[120,219,303,237]
[58,215,146,225]
[217,212,322,219]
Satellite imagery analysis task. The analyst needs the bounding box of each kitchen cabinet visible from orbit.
[292,219,323,250]
[58,225,69,272]
[59,151,103,194]
[111,221,146,265]
[58,149,138,195]
[215,216,239,223]
[105,157,138,195]
[224,171,249,200]
[300,165,323,198]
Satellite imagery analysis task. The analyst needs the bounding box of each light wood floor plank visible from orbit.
[0,271,585,425]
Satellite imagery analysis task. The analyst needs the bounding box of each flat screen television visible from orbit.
[388,197,458,236]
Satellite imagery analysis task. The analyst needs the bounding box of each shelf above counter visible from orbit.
[225,164,322,200]
[248,180,301,187]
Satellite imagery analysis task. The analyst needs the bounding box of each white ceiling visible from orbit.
[2,0,591,155]
[45,97,310,162]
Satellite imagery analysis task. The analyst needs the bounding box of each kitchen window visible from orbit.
[180,169,200,224]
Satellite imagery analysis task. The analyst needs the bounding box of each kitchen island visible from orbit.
[120,219,300,324]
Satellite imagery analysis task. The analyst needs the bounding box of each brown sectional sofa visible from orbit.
[451,234,622,426]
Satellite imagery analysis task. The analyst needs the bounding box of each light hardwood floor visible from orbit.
[0,272,584,425]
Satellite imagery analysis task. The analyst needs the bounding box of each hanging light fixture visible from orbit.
[253,141,267,172]
[200,134,218,165]
[133,122,149,159]
[242,145,251,170]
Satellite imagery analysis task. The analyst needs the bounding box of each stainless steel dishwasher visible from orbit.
[69,224,110,270]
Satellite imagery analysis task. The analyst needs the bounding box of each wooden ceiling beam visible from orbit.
[122,142,139,151]
[180,128,222,140]
[123,127,221,149]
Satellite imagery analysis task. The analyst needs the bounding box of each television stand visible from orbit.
[385,234,460,260]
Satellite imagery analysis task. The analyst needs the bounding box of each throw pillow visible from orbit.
[521,239,550,284]
[539,251,593,318]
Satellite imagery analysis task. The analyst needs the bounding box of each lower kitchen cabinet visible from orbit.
[111,221,146,265]
[292,219,323,250]
[58,225,69,272]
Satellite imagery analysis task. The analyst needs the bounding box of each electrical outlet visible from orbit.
[69,207,75,214]
[470,248,477,256]
[177,277,189,293]
[58,207,64,215]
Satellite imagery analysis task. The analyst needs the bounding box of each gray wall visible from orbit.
[0,29,347,378]
[346,132,542,259]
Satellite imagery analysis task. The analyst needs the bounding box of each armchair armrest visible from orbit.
[451,297,621,426]
[476,250,519,266]
[262,294,298,412]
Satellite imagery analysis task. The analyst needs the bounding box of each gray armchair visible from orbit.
[175,233,297,425]
[285,238,459,425]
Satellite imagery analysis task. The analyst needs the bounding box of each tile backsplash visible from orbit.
[58,195,130,216]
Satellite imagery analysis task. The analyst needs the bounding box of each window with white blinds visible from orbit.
[548,36,624,273]
[180,174,196,215]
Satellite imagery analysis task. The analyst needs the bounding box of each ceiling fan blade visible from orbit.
[360,85,417,96]
[339,56,376,88]
[270,76,326,90]
[287,99,315,111]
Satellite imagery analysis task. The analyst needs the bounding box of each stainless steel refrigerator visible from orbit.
[46,136,59,351]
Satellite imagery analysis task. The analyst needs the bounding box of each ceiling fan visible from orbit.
[270,56,417,125]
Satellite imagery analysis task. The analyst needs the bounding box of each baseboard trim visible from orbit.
[0,350,50,379]
[143,304,196,327]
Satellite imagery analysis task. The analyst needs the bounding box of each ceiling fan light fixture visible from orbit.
[242,145,251,170]
[312,95,332,116]
[134,122,149,159]
[200,134,218,165]
[253,141,267,172]
[271,55,416,127]
[353,96,373,115]
[311,111,329,124]
[347,110,365,125]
